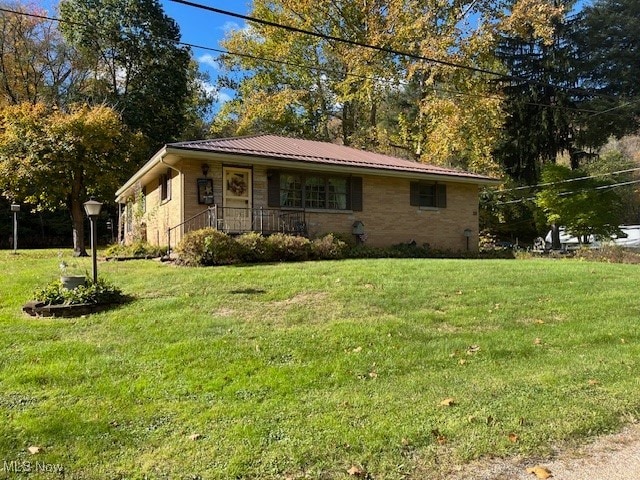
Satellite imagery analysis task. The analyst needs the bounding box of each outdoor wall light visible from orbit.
[463,228,472,251]
[201,163,210,177]
[83,198,103,283]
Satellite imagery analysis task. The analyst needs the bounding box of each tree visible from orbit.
[535,163,624,242]
[0,102,142,255]
[0,3,88,107]
[572,0,640,145]
[59,0,195,153]
[212,0,512,175]
[492,0,581,185]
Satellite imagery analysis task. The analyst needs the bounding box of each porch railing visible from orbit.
[167,205,307,253]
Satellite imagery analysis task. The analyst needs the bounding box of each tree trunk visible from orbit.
[70,197,87,256]
[551,223,561,250]
[69,170,87,256]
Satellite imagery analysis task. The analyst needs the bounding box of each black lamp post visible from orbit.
[83,198,103,283]
[10,203,20,254]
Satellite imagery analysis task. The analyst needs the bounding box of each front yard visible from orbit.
[1,251,639,479]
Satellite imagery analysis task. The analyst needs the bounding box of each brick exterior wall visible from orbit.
[130,156,480,252]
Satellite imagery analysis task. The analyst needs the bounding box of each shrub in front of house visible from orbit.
[174,229,515,266]
[264,233,311,262]
[236,232,269,263]
[176,228,239,266]
[104,241,167,259]
[310,234,348,260]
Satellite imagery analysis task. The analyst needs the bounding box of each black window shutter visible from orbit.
[267,170,280,207]
[436,183,446,208]
[410,182,420,206]
[350,176,363,211]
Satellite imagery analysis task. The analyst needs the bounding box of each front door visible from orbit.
[223,167,252,232]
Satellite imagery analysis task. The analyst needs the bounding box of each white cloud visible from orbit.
[198,54,219,70]
[216,91,233,105]
[198,79,217,96]
[221,21,242,34]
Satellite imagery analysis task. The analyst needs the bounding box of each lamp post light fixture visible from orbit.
[10,203,20,254]
[463,228,473,251]
[83,198,103,283]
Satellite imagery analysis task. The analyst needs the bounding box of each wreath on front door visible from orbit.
[227,175,247,196]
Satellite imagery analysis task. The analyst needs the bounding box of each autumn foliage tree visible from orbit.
[0,3,87,107]
[0,103,142,255]
[212,0,508,175]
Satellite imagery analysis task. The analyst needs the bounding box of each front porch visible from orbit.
[167,205,307,252]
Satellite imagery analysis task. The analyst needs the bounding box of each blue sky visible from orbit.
[160,1,249,107]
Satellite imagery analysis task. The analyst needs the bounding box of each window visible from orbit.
[304,176,326,208]
[280,173,303,207]
[410,182,446,208]
[328,178,347,209]
[270,171,361,211]
[160,170,171,202]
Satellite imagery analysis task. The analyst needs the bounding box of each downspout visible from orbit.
[160,156,183,253]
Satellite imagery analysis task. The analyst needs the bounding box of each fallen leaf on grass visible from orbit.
[401,437,411,447]
[526,465,553,478]
[466,345,481,355]
[27,446,41,455]
[347,465,364,476]
[458,359,466,365]
[352,346,362,353]
[189,433,203,441]
[368,371,378,378]
[431,429,447,445]
[439,397,455,407]
[533,337,542,345]
[588,379,599,386]
[508,433,519,443]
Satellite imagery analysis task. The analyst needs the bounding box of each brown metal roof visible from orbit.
[169,134,497,182]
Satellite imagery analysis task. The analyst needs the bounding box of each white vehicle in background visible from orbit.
[603,225,640,248]
[543,225,640,250]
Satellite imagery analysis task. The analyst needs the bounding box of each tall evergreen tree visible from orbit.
[492,1,579,185]
[572,0,640,147]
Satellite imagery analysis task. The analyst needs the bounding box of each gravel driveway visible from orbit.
[445,423,640,479]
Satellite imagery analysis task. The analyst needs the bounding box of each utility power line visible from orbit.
[170,0,624,101]
[6,6,628,119]
[497,167,640,193]
[495,178,640,205]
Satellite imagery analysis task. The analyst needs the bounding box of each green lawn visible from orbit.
[1,251,639,479]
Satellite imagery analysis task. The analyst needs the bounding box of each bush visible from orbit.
[325,231,357,248]
[33,278,124,306]
[310,234,348,260]
[264,233,311,262]
[175,228,239,266]
[104,241,167,258]
[236,232,269,263]
[573,245,640,264]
